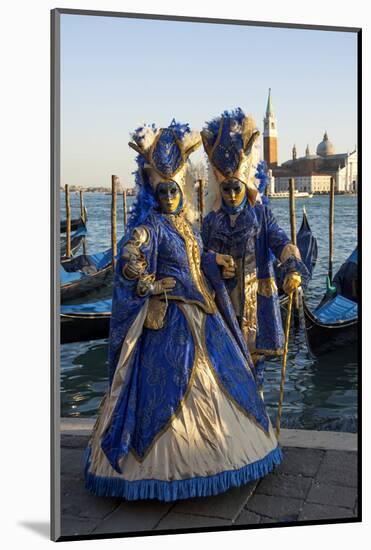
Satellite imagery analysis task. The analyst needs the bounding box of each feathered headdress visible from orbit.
[129,119,201,191]
[126,120,201,231]
[201,108,262,213]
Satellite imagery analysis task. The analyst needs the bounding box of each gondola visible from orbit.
[60,220,87,258]
[61,298,111,344]
[60,208,88,233]
[60,249,113,302]
[303,247,358,357]
[275,208,318,294]
[295,207,318,277]
[60,235,125,302]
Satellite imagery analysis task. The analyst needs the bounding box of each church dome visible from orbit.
[316,132,335,156]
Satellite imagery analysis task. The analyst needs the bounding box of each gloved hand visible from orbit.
[216,253,236,279]
[151,277,176,295]
[283,271,301,295]
[137,276,176,297]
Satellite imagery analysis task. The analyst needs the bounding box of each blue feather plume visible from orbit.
[204,107,246,149]
[255,160,270,205]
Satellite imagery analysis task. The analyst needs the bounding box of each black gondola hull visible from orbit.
[61,313,110,344]
[60,217,83,233]
[303,300,358,357]
[61,266,113,302]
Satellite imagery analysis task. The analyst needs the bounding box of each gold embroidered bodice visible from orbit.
[167,213,216,314]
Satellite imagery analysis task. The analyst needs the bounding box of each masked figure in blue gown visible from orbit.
[201,109,309,392]
[84,120,282,502]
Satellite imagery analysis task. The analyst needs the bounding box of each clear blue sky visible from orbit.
[60,14,357,188]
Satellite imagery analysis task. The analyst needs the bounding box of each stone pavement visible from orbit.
[59,426,358,538]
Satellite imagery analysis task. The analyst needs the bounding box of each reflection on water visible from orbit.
[61,340,110,417]
[264,328,358,432]
[60,193,358,432]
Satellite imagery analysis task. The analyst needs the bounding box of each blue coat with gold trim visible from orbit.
[202,201,307,355]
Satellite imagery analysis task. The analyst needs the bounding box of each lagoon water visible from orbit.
[60,193,358,432]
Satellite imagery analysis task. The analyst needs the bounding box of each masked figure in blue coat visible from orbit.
[84,120,282,502]
[201,109,308,392]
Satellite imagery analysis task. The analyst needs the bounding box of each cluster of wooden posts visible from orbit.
[63,175,129,268]
[62,173,335,281]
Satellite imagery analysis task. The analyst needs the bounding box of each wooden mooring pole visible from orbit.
[198,178,204,227]
[328,176,335,282]
[65,184,71,258]
[289,178,297,246]
[123,188,128,231]
[111,175,118,271]
[288,178,299,313]
[79,189,86,222]
[79,188,87,254]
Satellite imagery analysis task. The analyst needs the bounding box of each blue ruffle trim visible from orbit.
[84,445,283,502]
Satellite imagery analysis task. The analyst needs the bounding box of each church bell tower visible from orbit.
[263,88,278,167]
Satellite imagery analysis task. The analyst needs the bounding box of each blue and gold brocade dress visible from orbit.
[84,210,282,501]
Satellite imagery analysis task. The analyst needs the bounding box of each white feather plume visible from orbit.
[204,160,221,215]
[182,130,201,152]
[132,125,158,152]
[184,160,201,224]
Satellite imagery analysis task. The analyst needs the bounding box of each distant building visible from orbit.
[274,173,332,194]
[263,90,358,194]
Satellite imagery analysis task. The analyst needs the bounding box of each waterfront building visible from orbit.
[262,90,358,194]
[274,173,332,194]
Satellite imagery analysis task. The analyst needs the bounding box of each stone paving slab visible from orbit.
[171,482,257,520]
[256,472,312,500]
[278,429,357,451]
[155,512,229,530]
[307,481,357,509]
[234,509,262,525]
[273,447,325,477]
[61,475,121,520]
[245,494,304,521]
[61,448,86,477]
[298,503,356,521]
[61,515,99,537]
[61,434,90,449]
[92,500,174,534]
[315,450,358,487]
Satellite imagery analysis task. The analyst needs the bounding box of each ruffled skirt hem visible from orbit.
[84,445,283,502]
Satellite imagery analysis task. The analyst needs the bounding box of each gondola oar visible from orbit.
[276,290,294,438]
